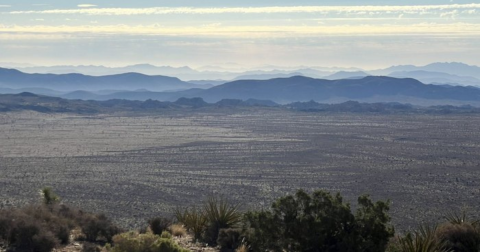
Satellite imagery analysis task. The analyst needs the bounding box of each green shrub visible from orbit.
[110,232,158,252]
[109,231,189,252]
[31,232,59,252]
[148,217,172,235]
[22,205,71,244]
[242,189,394,252]
[156,237,190,252]
[80,213,122,243]
[0,205,74,252]
[13,218,59,252]
[385,236,403,252]
[160,231,172,239]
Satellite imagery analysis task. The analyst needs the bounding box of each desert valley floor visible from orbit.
[1,108,480,231]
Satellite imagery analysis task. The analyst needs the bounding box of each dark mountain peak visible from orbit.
[287,75,314,80]
[0,68,196,92]
[111,72,149,77]
[195,75,480,104]
[16,92,39,97]
[0,67,24,75]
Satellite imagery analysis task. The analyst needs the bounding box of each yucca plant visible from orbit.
[203,196,242,245]
[40,187,60,205]
[445,210,480,227]
[399,225,449,252]
[174,206,207,241]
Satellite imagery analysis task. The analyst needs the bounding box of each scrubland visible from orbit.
[1,108,480,231]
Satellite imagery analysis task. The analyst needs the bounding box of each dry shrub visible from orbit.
[1,210,59,252]
[79,213,122,243]
[109,231,189,252]
[436,222,480,252]
[236,244,249,252]
[82,242,101,252]
[169,224,187,237]
[0,205,75,252]
[22,205,71,244]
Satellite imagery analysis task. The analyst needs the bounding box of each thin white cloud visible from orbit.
[0,5,11,8]
[77,4,97,8]
[1,23,479,37]
[8,4,480,15]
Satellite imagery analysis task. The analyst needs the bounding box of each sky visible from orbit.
[0,0,479,69]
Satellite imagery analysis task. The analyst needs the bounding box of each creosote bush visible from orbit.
[80,213,123,243]
[217,228,242,250]
[242,189,394,252]
[0,187,122,252]
[148,217,172,235]
[0,206,65,252]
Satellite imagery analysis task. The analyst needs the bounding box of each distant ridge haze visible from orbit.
[0,67,209,92]
[191,76,480,104]
[2,63,480,107]
[3,62,480,86]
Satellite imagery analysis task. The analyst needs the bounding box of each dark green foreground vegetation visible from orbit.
[1,188,479,252]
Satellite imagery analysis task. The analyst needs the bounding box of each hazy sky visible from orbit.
[1,0,479,69]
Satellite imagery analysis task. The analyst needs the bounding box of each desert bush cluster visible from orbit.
[0,187,122,252]
[171,189,395,252]
[2,187,480,252]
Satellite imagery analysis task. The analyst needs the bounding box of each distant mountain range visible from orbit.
[0,67,210,92]
[2,64,480,107]
[186,76,480,104]
[372,62,480,80]
[2,92,479,115]
[51,76,480,106]
[388,71,480,86]
[5,62,480,87]
[323,71,370,80]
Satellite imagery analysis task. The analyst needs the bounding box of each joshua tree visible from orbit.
[40,187,60,205]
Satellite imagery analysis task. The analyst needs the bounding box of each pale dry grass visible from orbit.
[236,244,249,252]
[169,224,187,237]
